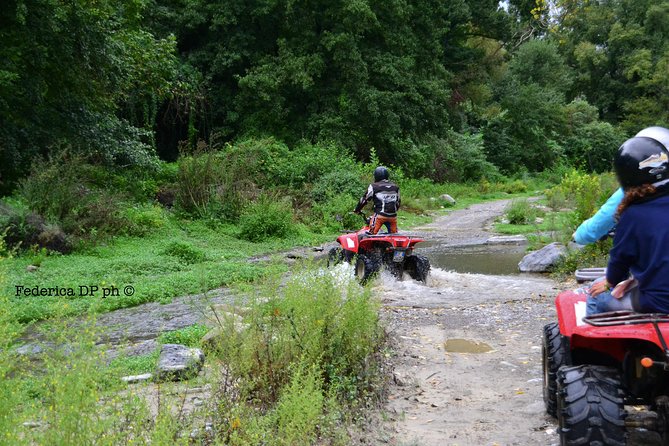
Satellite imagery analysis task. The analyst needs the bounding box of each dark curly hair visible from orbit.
[617,184,658,217]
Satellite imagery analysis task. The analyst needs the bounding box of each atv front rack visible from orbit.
[584,311,669,327]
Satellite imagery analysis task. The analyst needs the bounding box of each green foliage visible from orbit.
[207,268,383,441]
[239,196,295,242]
[0,0,181,193]
[272,365,324,446]
[556,0,669,128]
[158,324,209,347]
[162,241,207,264]
[562,99,625,172]
[553,239,613,278]
[485,40,572,173]
[555,170,605,225]
[310,169,365,203]
[505,199,543,225]
[308,195,360,233]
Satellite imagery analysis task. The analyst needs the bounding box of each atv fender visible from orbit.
[337,233,359,254]
[555,289,669,363]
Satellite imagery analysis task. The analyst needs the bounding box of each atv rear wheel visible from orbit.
[355,254,380,284]
[404,255,430,283]
[543,322,570,417]
[557,365,625,446]
[327,247,353,267]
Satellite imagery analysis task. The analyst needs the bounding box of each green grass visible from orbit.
[495,211,573,236]
[4,178,548,324]
[4,217,330,323]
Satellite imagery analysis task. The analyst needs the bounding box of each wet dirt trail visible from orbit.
[376,200,565,446]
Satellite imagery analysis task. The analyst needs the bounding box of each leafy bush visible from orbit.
[0,201,71,253]
[310,169,365,203]
[501,180,528,194]
[175,150,226,216]
[158,324,209,347]
[272,365,324,446]
[553,169,611,225]
[409,132,500,182]
[308,194,360,233]
[505,199,542,225]
[207,267,383,441]
[162,241,207,264]
[122,204,166,236]
[553,239,612,277]
[239,196,295,242]
[18,156,134,240]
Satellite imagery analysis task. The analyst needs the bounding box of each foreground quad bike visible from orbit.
[328,213,430,284]
[544,289,669,445]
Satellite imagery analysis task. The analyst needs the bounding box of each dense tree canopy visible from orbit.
[2,0,668,192]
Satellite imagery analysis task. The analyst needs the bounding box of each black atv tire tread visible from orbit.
[327,247,353,267]
[404,254,430,283]
[543,322,570,417]
[355,254,380,284]
[327,247,342,267]
[557,365,626,446]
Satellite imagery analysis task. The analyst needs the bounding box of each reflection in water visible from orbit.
[421,243,527,276]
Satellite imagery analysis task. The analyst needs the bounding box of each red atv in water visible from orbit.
[544,289,669,445]
[328,213,430,284]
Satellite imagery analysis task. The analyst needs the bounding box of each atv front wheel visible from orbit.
[404,255,430,283]
[557,365,625,446]
[327,247,353,267]
[542,322,570,417]
[355,254,380,284]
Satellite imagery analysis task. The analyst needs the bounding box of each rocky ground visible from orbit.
[369,200,571,446]
[15,198,573,445]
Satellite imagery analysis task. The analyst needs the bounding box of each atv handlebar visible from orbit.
[351,211,369,224]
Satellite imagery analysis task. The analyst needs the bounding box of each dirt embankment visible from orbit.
[375,200,567,446]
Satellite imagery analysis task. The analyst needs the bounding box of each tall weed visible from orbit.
[239,195,295,242]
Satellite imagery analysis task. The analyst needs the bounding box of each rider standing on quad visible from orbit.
[587,133,669,315]
[354,166,400,234]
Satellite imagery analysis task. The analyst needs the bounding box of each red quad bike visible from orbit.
[328,213,430,284]
[544,289,669,445]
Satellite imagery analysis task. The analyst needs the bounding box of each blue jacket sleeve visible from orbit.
[573,188,624,245]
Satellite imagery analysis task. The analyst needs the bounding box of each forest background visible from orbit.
[1,1,667,443]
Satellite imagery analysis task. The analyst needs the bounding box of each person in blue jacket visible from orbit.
[574,126,669,245]
[586,135,669,315]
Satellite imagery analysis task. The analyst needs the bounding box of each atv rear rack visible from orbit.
[584,311,669,327]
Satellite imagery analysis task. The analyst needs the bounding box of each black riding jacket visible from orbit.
[354,179,400,217]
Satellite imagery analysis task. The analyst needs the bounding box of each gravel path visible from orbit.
[374,200,567,446]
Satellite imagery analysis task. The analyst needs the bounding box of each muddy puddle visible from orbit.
[443,338,493,353]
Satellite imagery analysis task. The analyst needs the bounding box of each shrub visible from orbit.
[501,180,528,194]
[239,195,295,242]
[18,156,133,239]
[158,324,210,347]
[122,204,166,236]
[272,365,324,446]
[505,199,542,225]
[175,147,258,220]
[553,169,613,226]
[174,150,226,216]
[308,195,360,233]
[0,201,71,253]
[162,241,207,264]
[310,169,365,203]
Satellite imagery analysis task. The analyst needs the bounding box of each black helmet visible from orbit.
[614,136,669,189]
[373,166,389,181]
[636,126,669,150]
